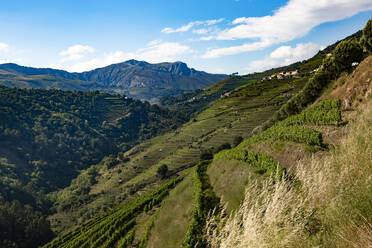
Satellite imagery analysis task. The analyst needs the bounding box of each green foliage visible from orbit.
[117,229,135,248]
[43,177,183,248]
[183,161,220,248]
[137,213,157,248]
[215,148,247,162]
[261,33,363,130]
[331,40,364,73]
[252,124,323,147]
[103,155,119,169]
[281,99,342,126]
[200,150,213,161]
[54,166,98,212]
[360,19,372,52]
[0,199,55,248]
[157,164,169,179]
[0,85,187,209]
[215,149,285,176]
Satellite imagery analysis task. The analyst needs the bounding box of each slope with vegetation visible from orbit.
[0,87,187,247]
[49,66,309,234]
[206,21,372,248]
[207,77,372,248]
[4,20,372,248]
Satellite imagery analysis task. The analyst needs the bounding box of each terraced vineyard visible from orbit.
[45,97,346,248]
[51,74,309,232]
[44,46,372,248]
[44,177,183,248]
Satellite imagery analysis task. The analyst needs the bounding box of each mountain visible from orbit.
[0,60,227,102]
[44,54,372,248]
[42,21,372,248]
[1,20,371,248]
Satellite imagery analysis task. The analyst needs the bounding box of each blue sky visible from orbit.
[0,0,371,74]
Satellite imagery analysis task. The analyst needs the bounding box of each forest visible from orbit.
[0,87,187,247]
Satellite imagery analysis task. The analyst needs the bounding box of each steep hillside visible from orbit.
[46,54,371,247]
[206,66,372,248]
[0,86,190,247]
[0,86,189,225]
[43,21,371,247]
[49,71,308,233]
[4,20,371,248]
[0,60,226,102]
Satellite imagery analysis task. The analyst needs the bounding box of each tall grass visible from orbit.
[206,101,372,248]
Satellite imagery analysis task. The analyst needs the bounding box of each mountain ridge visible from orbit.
[0,60,227,101]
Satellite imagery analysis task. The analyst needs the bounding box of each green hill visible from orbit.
[42,20,372,248]
[2,20,371,248]
[0,87,188,247]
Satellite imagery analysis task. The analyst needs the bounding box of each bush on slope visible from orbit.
[206,100,372,248]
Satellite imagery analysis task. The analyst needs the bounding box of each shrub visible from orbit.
[206,99,372,248]
[183,161,220,248]
[360,19,372,52]
[331,40,363,73]
[157,164,168,179]
[104,155,118,169]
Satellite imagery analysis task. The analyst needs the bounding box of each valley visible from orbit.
[0,15,371,248]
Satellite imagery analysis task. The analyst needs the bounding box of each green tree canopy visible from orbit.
[157,164,168,179]
[331,40,363,73]
[360,19,372,52]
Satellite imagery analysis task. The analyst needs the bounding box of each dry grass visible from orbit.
[206,101,372,248]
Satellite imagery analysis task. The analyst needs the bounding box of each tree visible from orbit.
[332,40,363,73]
[360,19,372,52]
[157,164,168,179]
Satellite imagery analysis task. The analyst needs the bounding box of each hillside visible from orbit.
[1,20,371,248]
[49,67,309,234]
[41,21,372,248]
[0,60,226,102]
[0,86,190,247]
[0,85,189,196]
[206,56,372,248]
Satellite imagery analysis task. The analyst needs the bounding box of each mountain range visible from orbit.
[0,19,371,248]
[0,60,226,102]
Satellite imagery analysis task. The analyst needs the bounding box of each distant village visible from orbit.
[261,69,299,81]
[260,52,360,82]
[221,52,361,99]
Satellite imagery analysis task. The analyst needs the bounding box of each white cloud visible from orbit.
[242,42,324,73]
[205,18,224,26]
[59,44,94,62]
[202,40,272,58]
[202,0,372,58]
[0,42,9,53]
[147,39,162,46]
[193,29,209,35]
[161,18,224,34]
[65,42,192,72]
